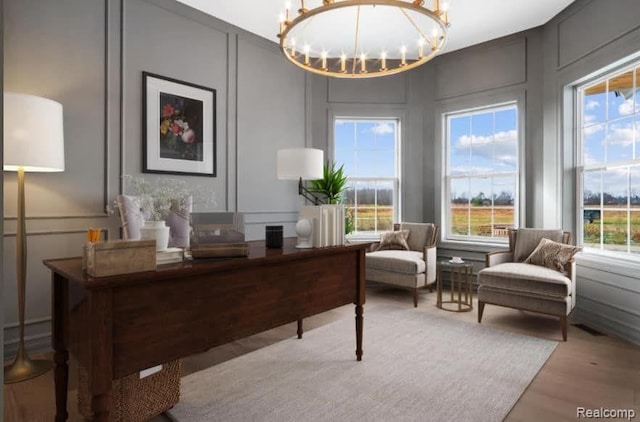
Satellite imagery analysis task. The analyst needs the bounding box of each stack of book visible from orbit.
[299,205,345,248]
[156,247,184,265]
[189,212,249,258]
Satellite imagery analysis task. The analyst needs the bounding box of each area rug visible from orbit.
[167,306,557,422]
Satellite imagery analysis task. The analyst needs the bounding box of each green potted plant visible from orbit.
[308,161,348,204]
[308,162,354,235]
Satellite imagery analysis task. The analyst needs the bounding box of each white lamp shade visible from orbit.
[277,148,323,180]
[4,92,65,172]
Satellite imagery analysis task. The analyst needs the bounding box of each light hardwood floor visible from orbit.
[4,284,640,421]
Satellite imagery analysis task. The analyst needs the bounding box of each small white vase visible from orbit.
[295,218,313,248]
[140,220,170,251]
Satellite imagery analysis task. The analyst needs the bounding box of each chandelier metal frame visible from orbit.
[277,0,450,78]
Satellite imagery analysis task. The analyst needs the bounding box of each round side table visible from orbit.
[436,260,473,312]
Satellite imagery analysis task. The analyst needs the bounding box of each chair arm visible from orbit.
[485,250,513,267]
[423,245,437,284]
[368,242,380,252]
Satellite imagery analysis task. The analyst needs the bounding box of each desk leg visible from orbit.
[92,394,111,421]
[52,273,69,422]
[355,304,363,361]
[297,319,303,339]
[54,350,69,422]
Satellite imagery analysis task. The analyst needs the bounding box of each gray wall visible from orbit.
[2,0,308,356]
[4,0,640,354]
[544,0,640,344]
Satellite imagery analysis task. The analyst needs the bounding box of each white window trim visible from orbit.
[329,107,405,239]
[574,59,640,258]
[441,100,522,244]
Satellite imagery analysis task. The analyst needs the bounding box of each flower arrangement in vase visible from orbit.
[107,175,215,251]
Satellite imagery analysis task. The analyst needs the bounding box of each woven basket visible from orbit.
[78,360,181,421]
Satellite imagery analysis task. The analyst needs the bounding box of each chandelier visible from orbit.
[277,0,450,78]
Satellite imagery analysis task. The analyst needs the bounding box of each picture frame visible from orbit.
[142,71,216,177]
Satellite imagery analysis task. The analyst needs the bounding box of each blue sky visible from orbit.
[448,105,518,202]
[582,69,640,203]
[334,119,397,178]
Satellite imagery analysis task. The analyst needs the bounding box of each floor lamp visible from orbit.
[3,92,65,383]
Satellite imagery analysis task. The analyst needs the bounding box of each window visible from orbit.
[334,118,400,236]
[578,62,640,256]
[444,103,519,242]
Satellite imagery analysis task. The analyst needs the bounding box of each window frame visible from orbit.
[436,91,526,247]
[329,113,402,240]
[575,59,640,259]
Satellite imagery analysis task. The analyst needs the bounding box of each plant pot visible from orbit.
[140,220,170,251]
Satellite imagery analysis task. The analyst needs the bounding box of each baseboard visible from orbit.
[4,318,52,359]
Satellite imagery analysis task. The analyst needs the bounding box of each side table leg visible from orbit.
[297,319,303,339]
[54,349,69,422]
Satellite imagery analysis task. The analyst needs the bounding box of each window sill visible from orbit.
[438,239,508,253]
[575,251,640,279]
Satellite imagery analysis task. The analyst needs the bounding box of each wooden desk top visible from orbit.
[44,237,370,289]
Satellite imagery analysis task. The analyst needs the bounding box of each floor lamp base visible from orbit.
[4,353,53,384]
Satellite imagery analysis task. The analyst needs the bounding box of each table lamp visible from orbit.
[277,148,324,205]
[277,148,323,248]
[3,92,65,383]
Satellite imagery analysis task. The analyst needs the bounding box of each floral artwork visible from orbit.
[159,93,204,161]
[143,72,216,176]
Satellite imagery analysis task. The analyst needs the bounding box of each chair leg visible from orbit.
[560,315,568,341]
[428,284,433,293]
[478,301,485,323]
[413,289,418,308]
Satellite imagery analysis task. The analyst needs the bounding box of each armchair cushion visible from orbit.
[375,230,410,251]
[366,250,425,275]
[478,262,570,298]
[524,238,579,272]
[399,222,436,252]
[513,229,564,262]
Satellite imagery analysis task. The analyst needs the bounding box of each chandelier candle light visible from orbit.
[278,0,450,78]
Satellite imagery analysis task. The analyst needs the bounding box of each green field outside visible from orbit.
[351,204,640,252]
[450,205,514,237]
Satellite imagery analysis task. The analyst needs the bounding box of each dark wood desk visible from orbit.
[44,238,368,421]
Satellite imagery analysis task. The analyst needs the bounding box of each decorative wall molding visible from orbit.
[556,0,640,69]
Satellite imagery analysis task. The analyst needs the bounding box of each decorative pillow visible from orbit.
[524,237,579,272]
[375,230,410,251]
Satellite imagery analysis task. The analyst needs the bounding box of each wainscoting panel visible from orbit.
[574,257,640,345]
[236,36,306,214]
[557,0,640,69]
[327,74,408,104]
[435,37,526,100]
[3,229,97,357]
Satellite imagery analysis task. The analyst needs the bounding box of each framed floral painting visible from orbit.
[143,72,216,176]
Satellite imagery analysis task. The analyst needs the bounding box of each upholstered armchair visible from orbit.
[366,222,439,307]
[477,228,578,341]
[116,194,192,248]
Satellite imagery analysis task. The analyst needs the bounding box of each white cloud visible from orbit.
[618,99,637,116]
[371,123,394,135]
[608,122,638,147]
[585,100,600,111]
[454,130,517,169]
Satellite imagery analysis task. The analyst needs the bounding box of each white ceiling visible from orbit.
[175,0,575,54]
